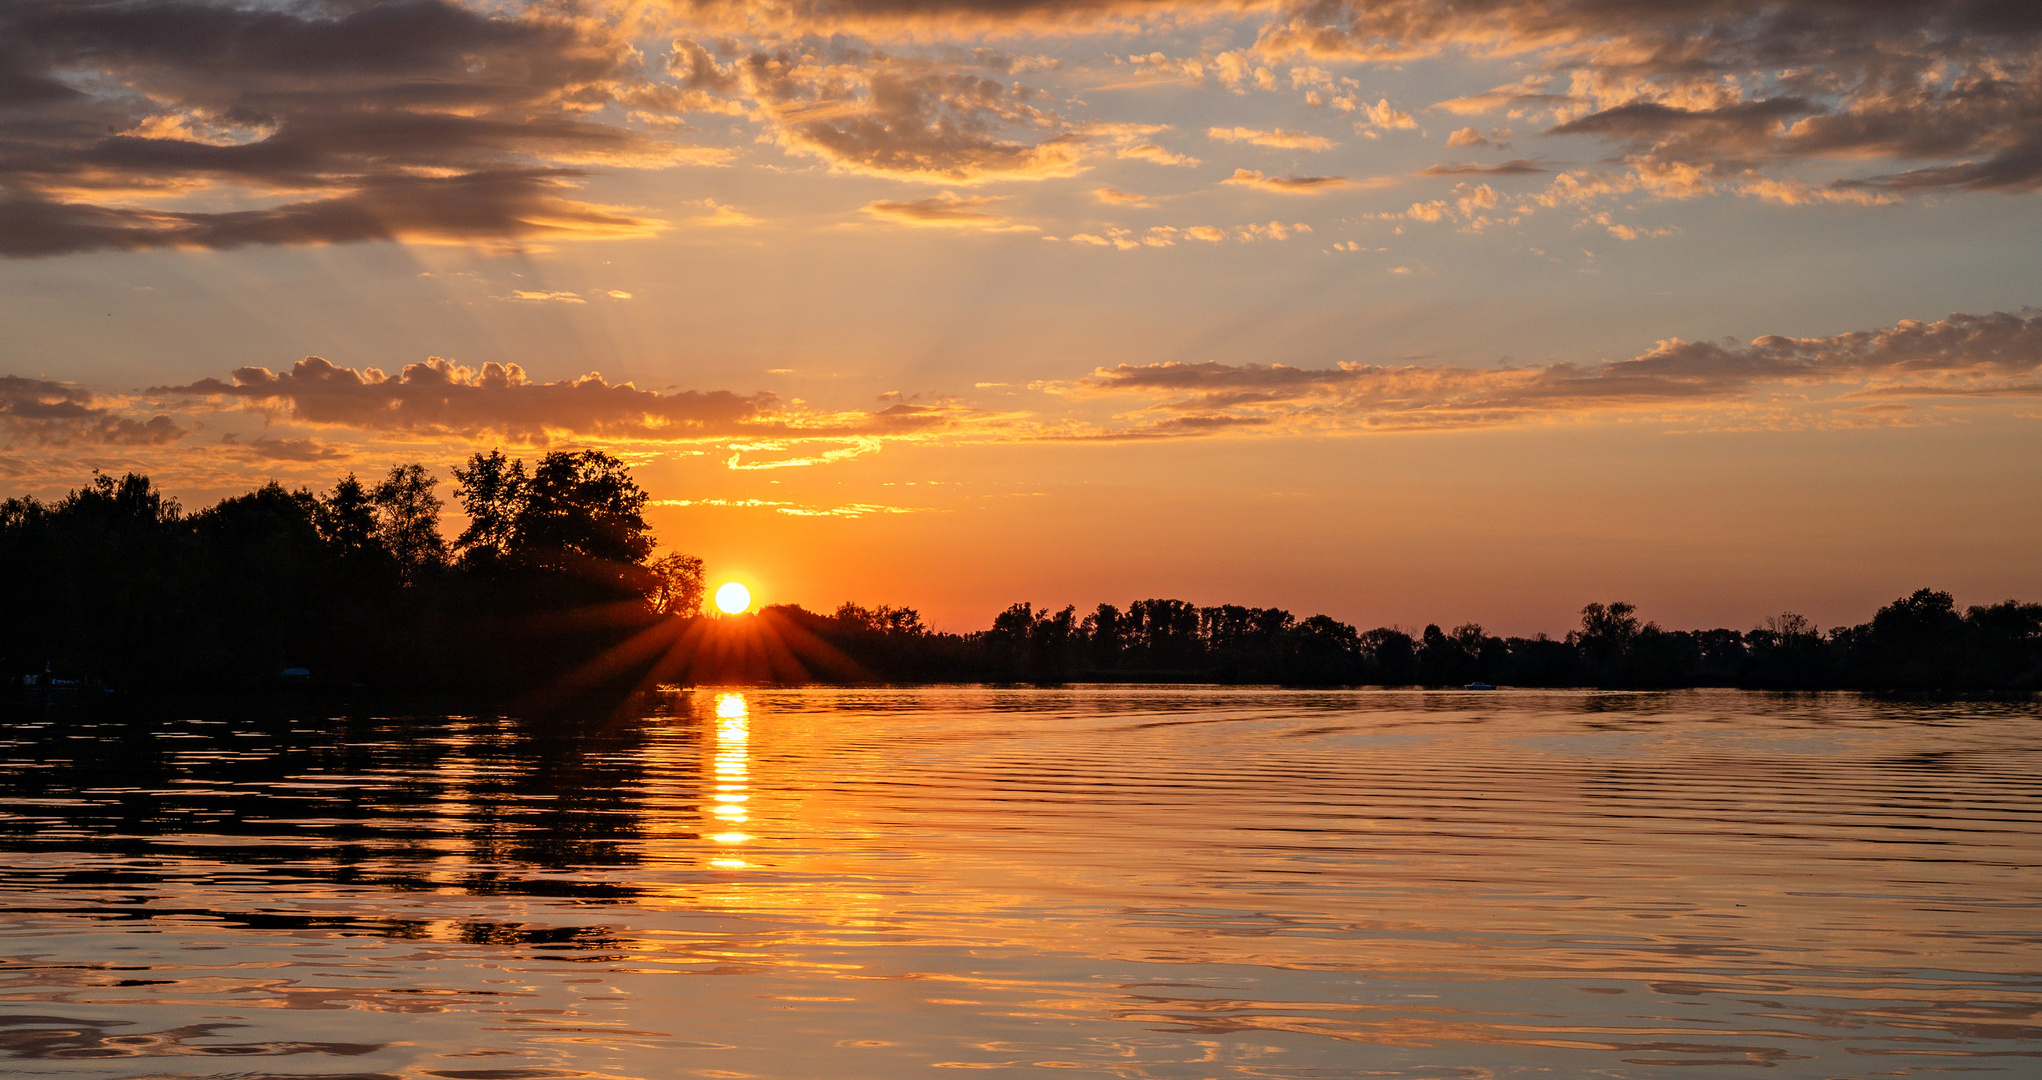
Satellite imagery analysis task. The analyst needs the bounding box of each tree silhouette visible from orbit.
[451,449,526,564]
[649,553,706,616]
[372,464,446,581]
[454,449,653,582]
[4,464,2038,694]
[316,473,384,563]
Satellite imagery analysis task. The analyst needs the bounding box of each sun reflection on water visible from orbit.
[710,693,750,856]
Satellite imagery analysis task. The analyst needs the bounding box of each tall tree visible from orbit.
[514,450,653,573]
[451,450,527,564]
[372,463,446,581]
[317,473,384,561]
[649,552,706,616]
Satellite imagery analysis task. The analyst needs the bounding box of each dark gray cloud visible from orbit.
[0,376,185,445]
[1075,310,2042,426]
[0,0,692,256]
[0,171,653,257]
[219,434,346,462]
[155,356,778,442]
[1222,168,1352,192]
[1418,158,1544,176]
[1260,0,2042,193]
[149,354,980,443]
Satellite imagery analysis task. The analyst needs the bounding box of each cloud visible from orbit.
[502,290,586,304]
[689,200,761,227]
[218,434,345,462]
[1117,144,1201,167]
[741,48,1085,182]
[0,376,186,446]
[0,0,721,257]
[1259,1,2042,195]
[1418,159,1546,176]
[653,496,931,517]
[0,173,665,258]
[861,191,1033,229]
[1052,221,1312,249]
[1060,309,2042,432]
[1093,187,1152,205]
[153,356,777,442]
[1222,168,1353,193]
[144,355,995,450]
[1208,127,1336,151]
[1355,98,1419,131]
[1433,80,1574,117]
[1843,145,2042,195]
[13,0,2031,263]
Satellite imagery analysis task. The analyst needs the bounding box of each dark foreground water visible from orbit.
[0,688,2038,1080]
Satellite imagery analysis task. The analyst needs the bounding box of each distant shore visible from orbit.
[6,466,2038,699]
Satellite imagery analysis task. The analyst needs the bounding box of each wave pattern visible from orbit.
[0,688,2038,1078]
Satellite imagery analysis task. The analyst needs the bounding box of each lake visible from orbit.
[1,688,2038,1079]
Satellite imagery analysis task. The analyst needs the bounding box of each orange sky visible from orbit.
[2,0,2039,634]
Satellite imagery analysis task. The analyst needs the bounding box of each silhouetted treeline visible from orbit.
[0,455,701,698]
[3,466,2037,695]
[718,593,2039,693]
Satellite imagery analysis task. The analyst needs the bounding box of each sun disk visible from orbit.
[715,581,752,614]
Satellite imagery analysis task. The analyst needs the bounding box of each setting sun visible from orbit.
[715,582,752,615]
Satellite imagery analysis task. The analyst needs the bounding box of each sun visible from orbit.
[714,581,752,614]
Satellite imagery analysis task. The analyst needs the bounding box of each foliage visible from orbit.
[1,455,698,696]
[3,464,2037,695]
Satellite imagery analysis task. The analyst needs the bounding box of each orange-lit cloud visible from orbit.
[1050,220,1311,247]
[0,376,185,447]
[1092,187,1153,205]
[1061,310,2042,433]
[1446,127,1507,148]
[1208,127,1336,151]
[861,192,1033,229]
[739,48,1087,182]
[144,357,1005,457]
[8,311,2039,488]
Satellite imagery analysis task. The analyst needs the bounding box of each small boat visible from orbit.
[1463,682,1496,691]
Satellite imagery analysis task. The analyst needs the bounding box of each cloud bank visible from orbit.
[3,0,2038,258]
[1061,309,2042,432]
[1,308,2035,489]
[0,0,703,256]
[155,357,776,442]
[0,377,185,446]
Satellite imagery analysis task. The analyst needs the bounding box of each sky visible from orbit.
[3,0,2040,634]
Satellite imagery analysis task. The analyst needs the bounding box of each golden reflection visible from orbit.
[712,693,751,852]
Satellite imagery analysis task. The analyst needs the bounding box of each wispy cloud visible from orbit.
[0,376,184,446]
[862,192,1034,230]
[1419,159,1545,176]
[1222,169,1355,193]
[652,497,934,518]
[1208,127,1336,151]
[1053,310,2042,434]
[1093,187,1153,206]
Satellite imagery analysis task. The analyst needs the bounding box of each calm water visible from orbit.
[1,688,2038,1080]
